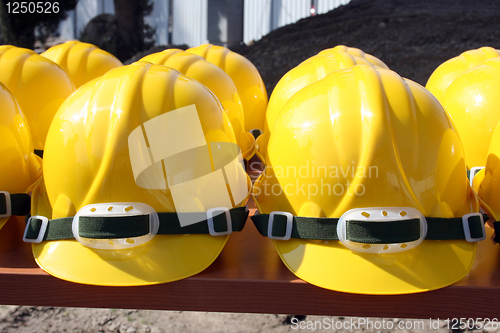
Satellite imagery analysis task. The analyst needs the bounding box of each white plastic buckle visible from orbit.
[337,207,428,254]
[268,211,293,240]
[0,191,11,218]
[462,213,486,242]
[207,207,232,236]
[23,215,48,243]
[470,167,484,187]
[72,203,159,250]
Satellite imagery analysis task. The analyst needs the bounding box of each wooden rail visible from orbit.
[0,201,499,319]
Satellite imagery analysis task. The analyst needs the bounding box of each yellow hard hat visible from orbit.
[0,82,42,230]
[24,62,251,286]
[256,47,387,162]
[426,46,500,102]
[251,65,483,295]
[473,120,500,241]
[0,45,75,150]
[42,40,123,88]
[140,49,255,159]
[428,56,500,169]
[187,44,268,133]
[317,45,389,68]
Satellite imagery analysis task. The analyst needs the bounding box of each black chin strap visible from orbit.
[0,192,31,217]
[251,213,485,243]
[24,207,249,242]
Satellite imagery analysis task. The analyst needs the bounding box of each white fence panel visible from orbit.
[172,0,208,46]
[59,0,350,46]
[145,0,170,46]
[243,0,271,44]
[59,0,115,40]
[244,0,350,44]
[272,0,310,29]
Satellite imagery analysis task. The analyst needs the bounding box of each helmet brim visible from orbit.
[274,238,476,294]
[32,175,252,286]
[33,234,228,286]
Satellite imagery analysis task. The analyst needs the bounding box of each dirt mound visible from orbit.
[232,0,500,95]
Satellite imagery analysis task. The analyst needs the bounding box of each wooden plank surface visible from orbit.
[0,206,499,319]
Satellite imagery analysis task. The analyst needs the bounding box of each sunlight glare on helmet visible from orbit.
[361,107,374,120]
[474,95,483,106]
[330,112,341,124]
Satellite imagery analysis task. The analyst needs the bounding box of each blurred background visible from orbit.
[2,0,500,95]
[0,0,348,59]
